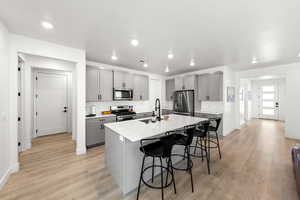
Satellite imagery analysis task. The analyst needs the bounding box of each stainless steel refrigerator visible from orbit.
[173,90,195,116]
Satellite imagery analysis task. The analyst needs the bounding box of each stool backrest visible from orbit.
[209,117,222,131]
[201,121,210,136]
[185,126,196,146]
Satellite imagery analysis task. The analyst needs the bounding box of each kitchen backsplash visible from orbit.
[86,101,158,114]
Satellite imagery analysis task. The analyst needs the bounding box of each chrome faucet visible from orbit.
[155,98,161,121]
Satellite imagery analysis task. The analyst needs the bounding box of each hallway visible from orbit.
[0,120,298,200]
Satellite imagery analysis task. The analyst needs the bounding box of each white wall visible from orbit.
[86,61,166,113]
[0,22,11,189]
[9,34,86,177]
[223,66,238,136]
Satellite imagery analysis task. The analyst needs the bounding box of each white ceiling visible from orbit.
[1,0,300,75]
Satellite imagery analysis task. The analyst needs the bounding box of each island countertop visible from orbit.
[104,114,208,142]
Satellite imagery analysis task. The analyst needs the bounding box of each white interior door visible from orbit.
[258,85,279,120]
[35,72,68,136]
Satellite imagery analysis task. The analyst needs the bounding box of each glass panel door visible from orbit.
[259,85,278,120]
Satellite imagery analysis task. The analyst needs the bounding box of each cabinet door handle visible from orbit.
[140,95,142,100]
[99,94,102,100]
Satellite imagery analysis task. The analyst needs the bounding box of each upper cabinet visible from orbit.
[198,72,223,101]
[174,75,197,90]
[113,70,133,89]
[165,79,175,101]
[86,67,113,102]
[133,74,149,101]
[174,76,184,90]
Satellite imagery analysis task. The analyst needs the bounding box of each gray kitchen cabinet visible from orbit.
[86,67,99,102]
[165,79,175,101]
[133,74,149,101]
[86,116,116,148]
[86,67,113,102]
[174,76,184,90]
[209,72,223,101]
[174,75,197,91]
[198,72,223,101]
[183,75,197,90]
[113,70,133,89]
[99,69,113,101]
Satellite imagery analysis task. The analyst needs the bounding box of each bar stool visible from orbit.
[164,125,197,192]
[136,136,176,200]
[207,117,222,159]
[190,121,211,174]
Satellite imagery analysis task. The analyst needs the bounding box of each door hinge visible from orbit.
[18,117,21,122]
[18,92,21,96]
[18,142,21,147]
[18,67,21,71]
[36,112,38,116]
[36,129,38,134]
[36,76,38,80]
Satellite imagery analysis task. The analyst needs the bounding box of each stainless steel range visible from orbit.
[110,105,136,122]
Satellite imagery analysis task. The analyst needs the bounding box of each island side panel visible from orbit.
[105,127,126,193]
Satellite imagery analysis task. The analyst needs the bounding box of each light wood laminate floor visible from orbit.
[0,119,298,200]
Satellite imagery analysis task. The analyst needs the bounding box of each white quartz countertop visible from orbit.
[86,114,116,119]
[104,114,208,142]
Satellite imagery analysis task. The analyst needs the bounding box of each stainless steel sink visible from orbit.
[139,118,163,124]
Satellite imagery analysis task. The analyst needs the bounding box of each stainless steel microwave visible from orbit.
[113,89,133,101]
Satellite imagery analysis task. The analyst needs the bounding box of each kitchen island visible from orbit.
[104,114,207,195]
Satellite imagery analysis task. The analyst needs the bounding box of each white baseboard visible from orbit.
[0,168,10,190]
[76,147,86,155]
[10,162,20,173]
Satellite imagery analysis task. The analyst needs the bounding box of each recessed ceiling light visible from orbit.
[168,53,174,59]
[260,75,273,79]
[190,59,195,67]
[252,58,257,64]
[298,53,300,57]
[111,55,118,60]
[165,66,169,73]
[41,21,53,30]
[143,63,148,68]
[131,39,139,46]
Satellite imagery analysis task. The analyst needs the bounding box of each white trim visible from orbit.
[0,169,10,190]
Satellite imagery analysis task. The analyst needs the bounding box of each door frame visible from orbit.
[33,70,71,138]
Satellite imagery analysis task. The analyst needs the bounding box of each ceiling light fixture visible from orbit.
[41,21,54,30]
[111,54,118,60]
[131,39,139,46]
[143,63,148,68]
[252,57,257,64]
[298,53,300,57]
[190,59,195,67]
[168,52,174,59]
[165,66,169,73]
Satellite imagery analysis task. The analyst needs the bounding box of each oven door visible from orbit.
[113,89,133,101]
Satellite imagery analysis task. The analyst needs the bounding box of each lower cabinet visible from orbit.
[86,117,116,148]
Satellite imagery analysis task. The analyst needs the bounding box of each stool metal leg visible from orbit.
[159,157,164,200]
[137,156,146,200]
[152,157,155,182]
[206,136,211,174]
[215,131,222,159]
[187,146,194,192]
[169,158,177,194]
